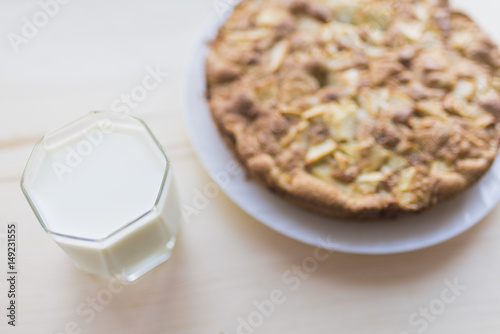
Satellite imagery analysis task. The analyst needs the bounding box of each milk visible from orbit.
[22,112,180,281]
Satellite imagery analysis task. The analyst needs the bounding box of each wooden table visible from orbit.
[1,1,499,333]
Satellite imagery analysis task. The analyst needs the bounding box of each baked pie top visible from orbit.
[206,0,500,218]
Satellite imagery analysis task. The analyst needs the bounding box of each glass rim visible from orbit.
[20,111,171,243]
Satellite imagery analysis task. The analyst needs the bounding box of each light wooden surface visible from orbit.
[1,1,500,333]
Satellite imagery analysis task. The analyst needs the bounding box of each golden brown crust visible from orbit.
[206,0,500,219]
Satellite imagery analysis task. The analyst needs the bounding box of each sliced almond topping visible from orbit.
[339,143,360,160]
[475,72,491,96]
[398,166,417,192]
[397,192,419,210]
[280,129,298,147]
[453,80,476,101]
[366,29,385,45]
[413,3,429,21]
[431,160,451,173]
[334,151,350,170]
[336,26,364,49]
[268,39,291,72]
[320,24,336,43]
[475,114,495,128]
[386,155,408,170]
[339,115,357,142]
[280,120,309,147]
[256,8,289,28]
[450,30,475,51]
[457,105,484,119]
[306,139,337,165]
[297,119,309,131]
[279,105,302,116]
[310,163,333,182]
[357,88,390,116]
[226,29,270,42]
[334,3,362,25]
[458,128,488,149]
[323,99,358,129]
[415,100,448,120]
[253,77,278,102]
[357,90,376,116]
[326,50,356,72]
[301,104,331,119]
[397,20,425,41]
[364,145,390,171]
[388,95,415,119]
[339,68,360,95]
[491,77,500,92]
[277,173,292,189]
[356,182,379,194]
[297,16,322,32]
[365,4,393,30]
[357,172,386,183]
[456,158,489,175]
[365,45,388,58]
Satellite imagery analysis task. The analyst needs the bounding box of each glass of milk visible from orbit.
[21,112,181,282]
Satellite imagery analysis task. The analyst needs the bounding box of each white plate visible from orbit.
[183,13,500,255]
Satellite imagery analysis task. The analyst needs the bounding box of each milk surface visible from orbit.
[30,126,166,239]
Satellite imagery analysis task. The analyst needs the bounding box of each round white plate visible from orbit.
[183,14,500,254]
